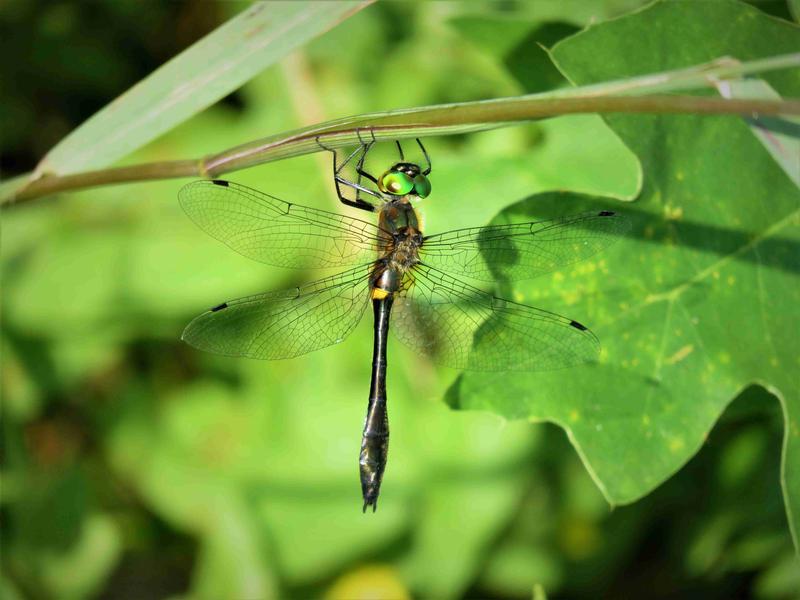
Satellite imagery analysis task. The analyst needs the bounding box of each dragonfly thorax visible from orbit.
[371,199,423,296]
[379,197,420,232]
[388,230,423,270]
[371,228,423,294]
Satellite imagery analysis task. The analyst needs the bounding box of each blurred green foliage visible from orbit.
[2,1,798,599]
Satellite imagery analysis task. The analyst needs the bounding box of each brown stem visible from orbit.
[8,160,200,204]
[6,95,800,206]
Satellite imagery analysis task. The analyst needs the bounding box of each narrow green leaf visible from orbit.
[37,1,372,176]
[0,174,29,202]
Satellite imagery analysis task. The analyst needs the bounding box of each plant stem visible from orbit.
[5,95,800,206]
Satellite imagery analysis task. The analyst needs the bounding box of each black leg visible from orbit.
[350,139,379,208]
[316,136,381,212]
[334,161,381,212]
[346,129,382,207]
[355,141,379,186]
[355,127,377,147]
[335,144,364,175]
[417,138,432,175]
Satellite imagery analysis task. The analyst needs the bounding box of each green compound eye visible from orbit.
[380,171,414,195]
[413,174,431,198]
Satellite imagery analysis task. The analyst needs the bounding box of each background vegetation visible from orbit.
[2,1,799,598]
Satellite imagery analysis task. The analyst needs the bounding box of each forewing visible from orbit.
[421,210,627,282]
[391,264,599,371]
[179,179,383,269]
[182,265,371,359]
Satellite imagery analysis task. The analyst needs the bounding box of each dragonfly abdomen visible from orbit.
[360,296,393,512]
[371,262,402,298]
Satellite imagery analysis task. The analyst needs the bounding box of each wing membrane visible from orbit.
[180,179,384,269]
[182,265,371,359]
[421,210,627,282]
[391,264,599,371]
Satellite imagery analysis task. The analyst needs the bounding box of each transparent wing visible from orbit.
[391,264,599,371]
[182,265,371,359]
[179,179,384,269]
[421,210,627,282]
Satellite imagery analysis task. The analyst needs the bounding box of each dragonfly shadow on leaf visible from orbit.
[495,192,798,276]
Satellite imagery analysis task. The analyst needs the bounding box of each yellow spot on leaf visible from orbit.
[569,409,580,422]
[668,437,685,452]
[664,205,683,220]
[666,344,694,365]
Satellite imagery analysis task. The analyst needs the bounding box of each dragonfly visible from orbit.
[179,136,626,511]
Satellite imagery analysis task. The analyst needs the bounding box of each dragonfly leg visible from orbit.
[354,141,380,188]
[316,135,380,212]
[355,126,377,147]
[352,128,380,204]
[417,138,432,175]
[351,130,381,209]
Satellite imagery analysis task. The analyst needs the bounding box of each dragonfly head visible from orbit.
[378,162,431,200]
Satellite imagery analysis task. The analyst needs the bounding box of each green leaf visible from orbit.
[449,15,540,59]
[398,418,534,599]
[0,174,29,202]
[39,514,122,600]
[37,1,372,176]
[191,500,278,600]
[447,0,655,28]
[503,22,581,93]
[450,0,800,550]
[450,14,581,93]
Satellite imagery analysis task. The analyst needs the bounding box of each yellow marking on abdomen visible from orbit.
[371,288,390,300]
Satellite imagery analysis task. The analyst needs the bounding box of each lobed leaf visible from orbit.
[450,0,800,550]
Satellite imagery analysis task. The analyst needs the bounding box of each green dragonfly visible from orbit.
[179,137,626,511]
